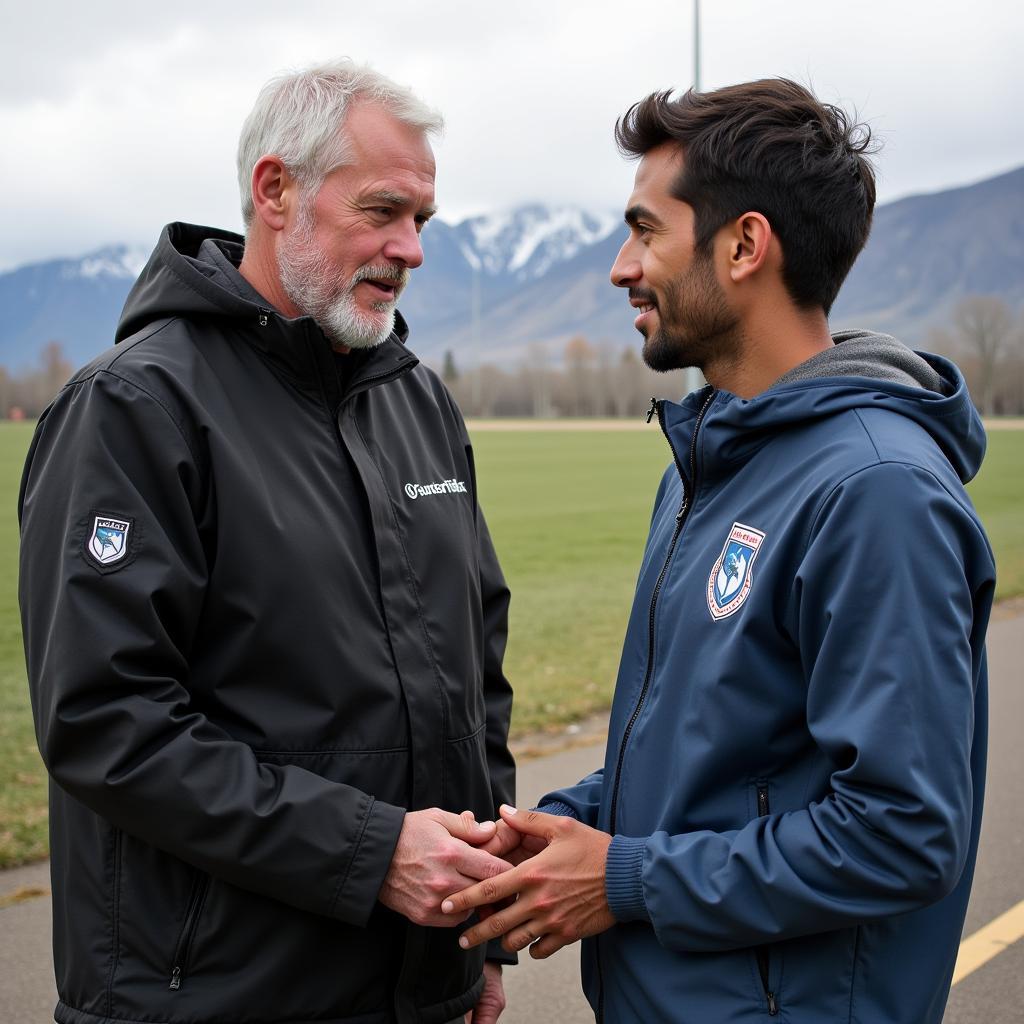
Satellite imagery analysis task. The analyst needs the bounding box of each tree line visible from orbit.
[0,342,75,420]
[447,295,1024,418]
[925,296,1024,416]
[443,338,692,418]
[3,295,1022,421]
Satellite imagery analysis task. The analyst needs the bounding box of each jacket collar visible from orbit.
[660,347,983,490]
[117,223,419,407]
[247,306,418,407]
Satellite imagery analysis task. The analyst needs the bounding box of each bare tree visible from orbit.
[562,335,596,416]
[522,342,553,417]
[611,347,648,417]
[1,341,75,417]
[441,349,459,385]
[950,296,1014,416]
[40,341,73,398]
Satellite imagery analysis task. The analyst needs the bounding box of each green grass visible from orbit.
[966,431,1024,599]
[0,422,48,868]
[0,422,1020,867]
[471,431,670,735]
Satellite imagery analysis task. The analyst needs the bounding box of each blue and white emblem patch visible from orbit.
[706,522,766,620]
[87,515,132,567]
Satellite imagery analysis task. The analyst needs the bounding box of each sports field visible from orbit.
[0,420,1020,867]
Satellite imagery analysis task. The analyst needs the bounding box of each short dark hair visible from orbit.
[615,78,877,314]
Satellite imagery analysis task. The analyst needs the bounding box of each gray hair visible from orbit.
[237,59,443,226]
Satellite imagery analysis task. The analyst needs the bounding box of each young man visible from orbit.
[446,79,994,1024]
[20,61,513,1024]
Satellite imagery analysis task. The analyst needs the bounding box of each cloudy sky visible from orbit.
[3,0,1021,270]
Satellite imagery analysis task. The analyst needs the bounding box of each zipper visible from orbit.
[598,390,714,1024]
[168,872,210,991]
[608,388,714,836]
[754,783,779,1016]
[339,361,415,406]
[756,947,779,1016]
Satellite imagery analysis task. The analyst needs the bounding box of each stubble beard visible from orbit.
[276,201,408,350]
[640,251,741,375]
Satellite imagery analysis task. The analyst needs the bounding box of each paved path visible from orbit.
[3,614,1021,1023]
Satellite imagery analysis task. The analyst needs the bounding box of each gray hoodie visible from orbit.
[773,329,948,394]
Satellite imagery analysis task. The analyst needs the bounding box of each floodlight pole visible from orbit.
[686,0,705,397]
[472,265,482,413]
[694,0,701,91]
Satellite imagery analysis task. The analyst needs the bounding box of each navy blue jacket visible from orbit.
[543,352,994,1023]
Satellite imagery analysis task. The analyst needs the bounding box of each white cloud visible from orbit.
[2,0,1022,269]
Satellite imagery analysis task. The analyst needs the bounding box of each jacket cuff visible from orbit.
[330,798,405,926]
[535,800,578,819]
[605,834,649,922]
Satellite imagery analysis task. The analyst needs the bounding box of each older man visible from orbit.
[447,79,994,1024]
[20,61,514,1024]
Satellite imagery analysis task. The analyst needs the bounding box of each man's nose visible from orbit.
[384,221,425,270]
[610,239,639,288]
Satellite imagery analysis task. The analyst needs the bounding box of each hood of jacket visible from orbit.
[662,329,986,487]
[114,223,414,394]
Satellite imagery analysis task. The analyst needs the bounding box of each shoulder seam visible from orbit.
[851,408,883,463]
[802,458,990,561]
[106,316,181,369]
[76,367,203,469]
[60,317,182,393]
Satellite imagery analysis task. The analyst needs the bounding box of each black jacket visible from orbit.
[19,223,515,1024]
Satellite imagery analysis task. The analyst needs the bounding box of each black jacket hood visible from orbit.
[118,221,409,346]
[116,223,415,400]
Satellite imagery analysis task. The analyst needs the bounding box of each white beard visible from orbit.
[276,208,405,350]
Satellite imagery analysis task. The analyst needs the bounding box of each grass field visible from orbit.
[0,423,46,867]
[0,420,1020,867]
[471,429,670,735]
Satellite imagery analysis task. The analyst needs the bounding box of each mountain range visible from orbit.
[2,165,1021,372]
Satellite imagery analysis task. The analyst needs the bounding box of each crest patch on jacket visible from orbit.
[707,522,765,620]
[85,513,133,570]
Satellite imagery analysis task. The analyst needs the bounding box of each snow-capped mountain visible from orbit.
[452,204,619,280]
[2,170,1023,373]
[64,245,149,282]
[0,244,151,369]
[0,206,620,369]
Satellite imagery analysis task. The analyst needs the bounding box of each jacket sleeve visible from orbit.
[537,770,605,825]
[604,460,994,951]
[19,370,404,927]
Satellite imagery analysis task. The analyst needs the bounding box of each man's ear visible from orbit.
[725,212,773,284]
[249,155,297,232]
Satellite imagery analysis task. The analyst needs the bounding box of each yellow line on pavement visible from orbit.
[953,898,1024,985]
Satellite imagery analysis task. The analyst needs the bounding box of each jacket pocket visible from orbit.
[168,870,210,991]
[752,781,780,1016]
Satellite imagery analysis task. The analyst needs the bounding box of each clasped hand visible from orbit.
[378,807,512,927]
[441,804,615,959]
